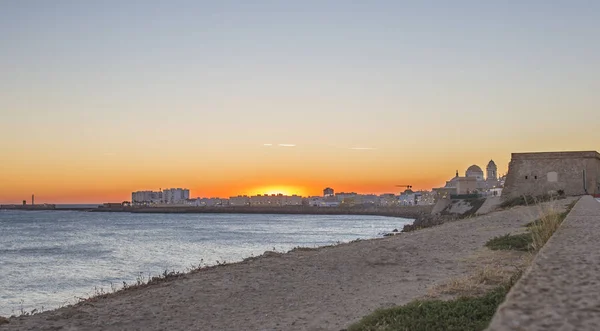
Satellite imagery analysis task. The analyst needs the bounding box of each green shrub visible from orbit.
[485,233,532,251]
[347,285,509,331]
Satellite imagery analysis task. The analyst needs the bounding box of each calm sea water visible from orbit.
[0,210,411,316]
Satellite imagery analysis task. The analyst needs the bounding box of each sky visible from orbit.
[1,1,599,203]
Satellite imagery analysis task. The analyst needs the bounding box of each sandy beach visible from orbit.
[1,199,574,331]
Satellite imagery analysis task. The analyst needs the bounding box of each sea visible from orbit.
[0,210,412,316]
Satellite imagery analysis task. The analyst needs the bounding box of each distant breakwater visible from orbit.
[90,205,433,220]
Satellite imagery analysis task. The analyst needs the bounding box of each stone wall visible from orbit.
[486,196,600,330]
[502,151,600,199]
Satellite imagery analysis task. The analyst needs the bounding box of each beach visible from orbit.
[1,199,574,331]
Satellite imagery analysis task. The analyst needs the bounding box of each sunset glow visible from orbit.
[247,186,308,197]
[1,2,599,204]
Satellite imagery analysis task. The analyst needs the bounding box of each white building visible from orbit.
[200,198,228,206]
[229,195,250,206]
[162,188,190,204]
[249,194,303,206]
[398,190,423,206]
[184,197,228,207]
[308,196,340,207]
[378,193,397,206]
[131,190,163,205]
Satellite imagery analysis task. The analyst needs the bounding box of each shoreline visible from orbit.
[0,212,410,318]
[1,201,569,330]
[94,205,432,220]
[1,205,432,220]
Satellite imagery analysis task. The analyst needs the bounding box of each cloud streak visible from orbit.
[262,143,296,147]
[349,147,377,150]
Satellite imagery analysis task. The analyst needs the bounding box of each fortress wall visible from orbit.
[502,151,600,199]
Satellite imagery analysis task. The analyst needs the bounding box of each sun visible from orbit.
[248,185,306,196]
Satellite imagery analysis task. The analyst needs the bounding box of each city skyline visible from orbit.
[1,1,599,203]
[1,159,498,204]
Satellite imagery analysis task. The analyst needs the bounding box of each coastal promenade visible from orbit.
[487,196,600,330]
[1,200,573,331]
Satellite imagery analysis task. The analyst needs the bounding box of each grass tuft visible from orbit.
[485,233,532,251]
[529,211,568,251]
[499,193,564,209]
[488,198,576,252]
[427,262,521,298]
[348,285,510,331]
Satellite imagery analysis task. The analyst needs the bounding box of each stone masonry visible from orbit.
[487,196,600,330]
[502,151,600,199]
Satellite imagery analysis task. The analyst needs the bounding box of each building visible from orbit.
[162,188,190,204]
[131,190,163,205]
[229,195,250,206]
[249,194,303,206]
[466,165,485,181]
[199,198,228,206]
[432,187,456,201]
[335,192,358,204]
[308,196,340,207]
[434,159,502,200]
[417,191,436,205]
[398,190,434,205]
[323,187,334,197]
[456,177,478,195]
[502,151,600,199]
[357,194,379,205]
[378,193,397,206]
[184,197,228,207]
[487,160,498,181]
[398,190,417,205]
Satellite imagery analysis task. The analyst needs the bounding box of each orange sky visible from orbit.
[2,141,600,203]
[1,2,599,203]
[1,115,598,203]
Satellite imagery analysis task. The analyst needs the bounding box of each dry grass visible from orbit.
[430,198,576,298]
[427,264,516,298]
[428,250,532,298]
[529,211,565,251]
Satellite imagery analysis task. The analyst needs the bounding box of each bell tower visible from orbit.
[486,160,498,181]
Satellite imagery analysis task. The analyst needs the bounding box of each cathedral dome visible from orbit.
[487,160,497,168]
[466,165,484,181]
[466,165,483,174]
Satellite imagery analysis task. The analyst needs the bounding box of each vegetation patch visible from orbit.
[428,263,518,298]
[529,211,568,251]
[350,198,578,331]
[499,193,565,209]
[490,198,576,252]
[0,316,9,325]
[347,284,510,331]
[485,233,532,252]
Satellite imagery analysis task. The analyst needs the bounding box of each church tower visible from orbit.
[486,160,498,181]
